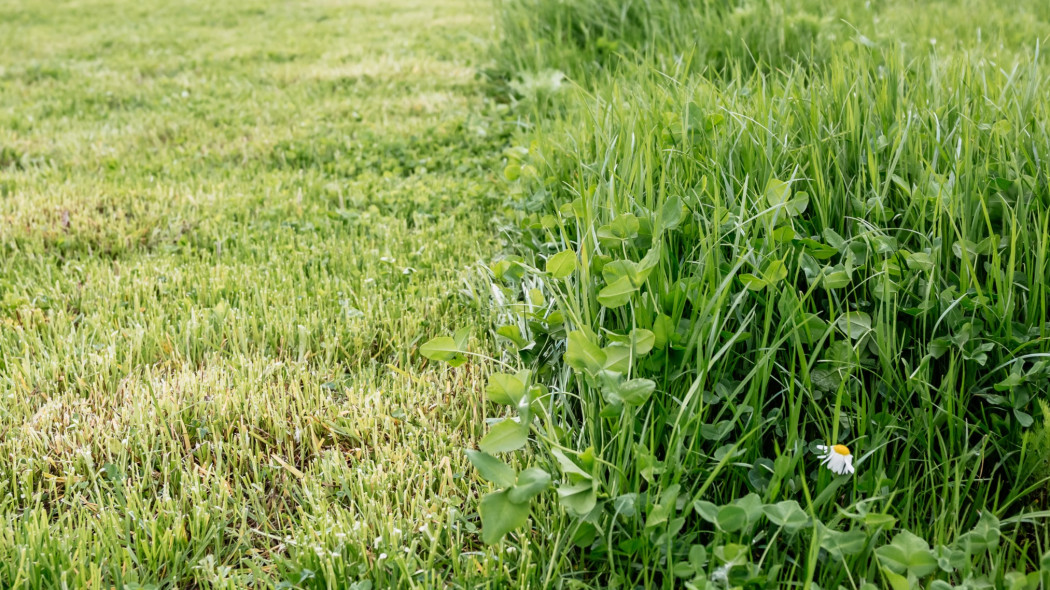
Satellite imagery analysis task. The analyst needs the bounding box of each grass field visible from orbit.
[0,0,525,587]
[3,0,1050,588]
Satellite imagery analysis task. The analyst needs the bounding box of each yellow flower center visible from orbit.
[832,444,851,456]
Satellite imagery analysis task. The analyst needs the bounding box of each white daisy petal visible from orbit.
[815,443,856,476]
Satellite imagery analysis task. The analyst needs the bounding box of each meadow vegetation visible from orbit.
[421,0,1050,587]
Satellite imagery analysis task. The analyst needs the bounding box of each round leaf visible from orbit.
[480,419,528,454]
[465,450,516,487]
[479,489,531,544]
[546,249,577,279]
[716,505,749,532]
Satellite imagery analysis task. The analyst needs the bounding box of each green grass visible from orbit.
[0,0,538,587]
[437,0,1050,588]
[6,0,1050,588]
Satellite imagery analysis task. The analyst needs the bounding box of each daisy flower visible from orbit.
[816,444,855,475]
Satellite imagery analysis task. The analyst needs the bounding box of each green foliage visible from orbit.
[464,0,1050,586]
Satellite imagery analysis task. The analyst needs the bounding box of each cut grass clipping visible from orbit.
[425,0,1050,587]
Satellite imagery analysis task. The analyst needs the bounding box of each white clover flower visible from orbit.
[816,444,855,475]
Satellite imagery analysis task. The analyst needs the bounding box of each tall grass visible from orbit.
[450,0,1050,586]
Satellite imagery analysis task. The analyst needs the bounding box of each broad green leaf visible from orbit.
[479,419,527,454]
[872,235,899,254]
[952,239,981,259]
[906,251,934,271]
[957,511,1000,553]
[492,258,526,282]
[546,249,577,279]
[527,383,546,403]
[486,373,527,406]
[617,378,656,405]
[716,505,749,532]
[876,530,939,577]
[659,196,686,232]
[693,500,719,524]
[612,493,640,517]
[747,458,774,492]
[762,259,788,284]
[714,543,749,566]
[700,420,733,441]
[527,288,545,307]
[798,238,838,260]
[503,162,520,181]
[635,444,664,483]
[879,568,912,590]
[551,448,592,480]
[771,225,796,242]
[419,336,466,366]
[598,276,638,308]
[652,314,676,349]
[994,365,1026,392]
[602,343,632,374]
[465,450,516,487]
[732,493,764,525]
[557,481,597,516]
[739,273,767,291]
[690,544,709,570]
[763,500,810,531]
[764,178,791,207]
[1004,571,1040,590]
[601,259,634,285]
[872,274,899,301]
[630,328,656,356]
[863,512,897,529]
[823,269,851,289]
[495,324,530,349]
[645,485,679,529]
[786,192,810,216]
[597,214,640,246]
[821,526,869,558]
[565,331,606,375]
[602,257,656,288]
[508,468,551,503]
[479,489,531,544]
[637,243,662,273]
[571,522,598,548]
[836,311,872,340]
[824,228,847,250]
[685,101,704,130]
[589,254,611,276]
[453,327,471,350]
[672,561,694,579]
[935,545,968,573]
[796,313,827,345]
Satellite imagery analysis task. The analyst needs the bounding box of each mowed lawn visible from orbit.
[0,0,515,587]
